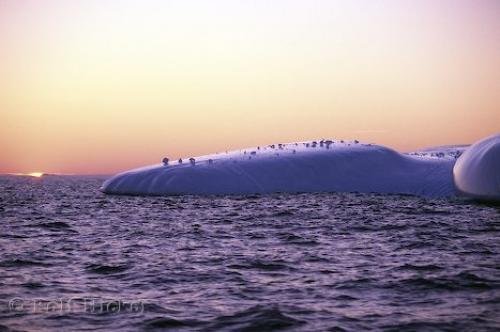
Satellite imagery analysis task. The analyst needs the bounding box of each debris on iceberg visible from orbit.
[453,134,500,200]
[101,140,459,197]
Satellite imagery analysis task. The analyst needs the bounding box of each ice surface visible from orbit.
[101,140,457,197]
[453,134,500,200]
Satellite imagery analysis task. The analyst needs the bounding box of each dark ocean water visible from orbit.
[0,175,499,331]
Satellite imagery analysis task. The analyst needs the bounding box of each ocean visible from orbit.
[0,175,499,331]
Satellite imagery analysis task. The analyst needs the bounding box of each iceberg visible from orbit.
[453,134,500,200]
[101,140,462,197]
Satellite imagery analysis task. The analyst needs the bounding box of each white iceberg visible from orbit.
[101,140,460,197]
[453,134,500,200]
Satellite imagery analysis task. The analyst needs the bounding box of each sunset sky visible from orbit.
[1,0,499,174]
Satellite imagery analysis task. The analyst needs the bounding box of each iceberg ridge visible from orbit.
[453,134,500,200]
[101,140,458,197]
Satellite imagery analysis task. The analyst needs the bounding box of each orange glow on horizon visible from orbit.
[27,172,44,178]
[1,0,499,175]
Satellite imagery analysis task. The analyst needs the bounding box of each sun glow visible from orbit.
[28,172,44,178]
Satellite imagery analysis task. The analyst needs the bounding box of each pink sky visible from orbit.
[1,0,499,174]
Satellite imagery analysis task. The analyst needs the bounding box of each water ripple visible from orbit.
[0,175,499,331]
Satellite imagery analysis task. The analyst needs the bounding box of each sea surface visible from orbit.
[0,175,499,331]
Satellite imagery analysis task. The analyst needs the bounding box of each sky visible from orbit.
[1,0,499,174]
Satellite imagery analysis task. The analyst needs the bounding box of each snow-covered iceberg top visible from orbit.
[453,134,500,200]
[101,139,461,197]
